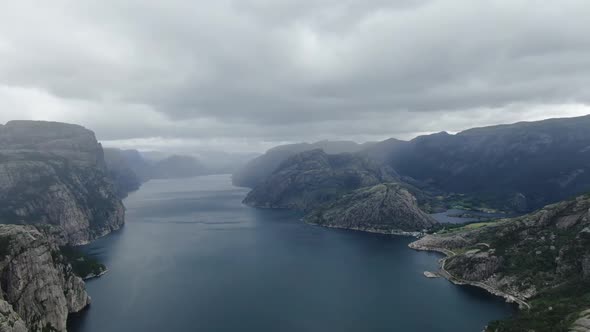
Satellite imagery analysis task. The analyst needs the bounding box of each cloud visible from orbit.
[1,0,589,152]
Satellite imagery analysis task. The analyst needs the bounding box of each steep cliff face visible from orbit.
[0,121,125,245]
[410,194,590,331]
[305,183,438,233]
[0,225,90,332]
[243,149,397,211]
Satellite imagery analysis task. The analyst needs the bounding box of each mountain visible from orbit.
[0,224,90,332]
[104,149,212,189]
[150,154,208,179]
[360,137,410,164]
[140,150,259,174]
[232,140,373,188]
[410,193,590,331]
[103,148,145,197]
[0,121,125,245]
[383,116,590,212]
[305,183,438,234]
[243,149,397,211]
[194,150,261,174]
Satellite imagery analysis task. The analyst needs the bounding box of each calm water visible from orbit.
[69,175,514,332]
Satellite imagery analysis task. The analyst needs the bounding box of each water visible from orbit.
[69,175,514,332]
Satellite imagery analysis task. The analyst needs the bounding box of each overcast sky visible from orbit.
[1,0,590,153]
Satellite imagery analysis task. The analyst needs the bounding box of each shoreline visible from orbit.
[408,241,530,310]
[83,269,108,281]
[305,221,424,237]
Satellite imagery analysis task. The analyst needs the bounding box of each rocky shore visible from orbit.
[307,221,425,237]
[409,194,590,331]
[409,239,529,309]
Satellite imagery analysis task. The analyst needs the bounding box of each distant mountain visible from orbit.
[103,148,152,197]
[195,150,261,174]
[232,140,374,188]
[243,149,397,211]
[411,193,590,331]
[383,115,590,212]
[104,148,214,189]
[243,149,439,233]
[360,138,410,164]
[150,155,208,179]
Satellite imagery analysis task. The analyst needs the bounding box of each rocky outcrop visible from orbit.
[410,193,590,331]
[305,183,438,233]
[0,121,125,245]
[571,310,590,332]
[0,299,27,332]
[243,149,397,211]
[0,225,90,332]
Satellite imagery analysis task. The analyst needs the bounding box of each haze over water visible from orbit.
[69,175,514,332]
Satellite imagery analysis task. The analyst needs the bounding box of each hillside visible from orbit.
[386,116,590,212]
[410,193,590,331]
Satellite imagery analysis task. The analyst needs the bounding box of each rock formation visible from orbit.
[305,183,438,233]
[0,121,125,245]
[243,149,397,211]
[0,225,90,332]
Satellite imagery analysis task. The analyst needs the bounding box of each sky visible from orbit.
[1,0,590,153]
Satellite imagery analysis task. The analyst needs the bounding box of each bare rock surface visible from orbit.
[305,183,438,233]
[0,225,89,332]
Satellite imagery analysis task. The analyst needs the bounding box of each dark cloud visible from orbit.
[0,0,589,152]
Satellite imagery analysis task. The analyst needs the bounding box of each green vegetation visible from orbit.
[487,281,590,332]
[435,220,503,234]
[435,196,590,331]
[463,221,497,229]
[60,246,106,279]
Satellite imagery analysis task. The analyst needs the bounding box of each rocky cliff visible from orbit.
[243,149,397,211]
[305,183,438,233]
[410,193,590,331]
[0,225,90,332]
[0,121,125,245]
